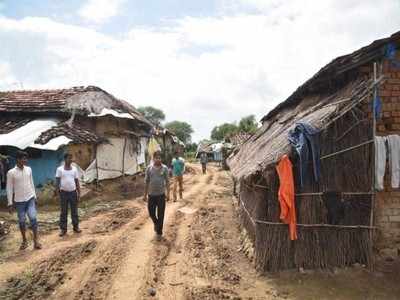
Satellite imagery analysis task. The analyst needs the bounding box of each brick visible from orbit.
[383,103,393,111]
[389,216,400,222]
[392,91,400,96]
[384,112,392,118]
[378,215,390,222]
[387,78,400,85]
[381,90,392,97]
[378,125,386,132]
[392,111,400,117]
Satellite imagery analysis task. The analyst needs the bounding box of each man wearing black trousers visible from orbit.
[56,153,81,237]
[143,151,170,241]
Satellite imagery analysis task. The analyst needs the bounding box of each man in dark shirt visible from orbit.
[143,151,170,241]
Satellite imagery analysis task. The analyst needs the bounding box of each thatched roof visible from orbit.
[228,31,400,180]
[229,78,376,180]
[261,31,400,124]
[0,86,152,128]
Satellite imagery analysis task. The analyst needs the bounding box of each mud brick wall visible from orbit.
[373,54,400,252]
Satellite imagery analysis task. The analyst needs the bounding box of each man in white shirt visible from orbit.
[56,153,81,237]
[6,151,42,250]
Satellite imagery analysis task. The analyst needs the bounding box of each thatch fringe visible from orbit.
[255,225,372,272]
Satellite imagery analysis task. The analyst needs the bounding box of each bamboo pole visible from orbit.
[369,62,378,269]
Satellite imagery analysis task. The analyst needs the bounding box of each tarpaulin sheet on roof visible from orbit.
[32,136,73,151]
[88,108,134,120]
[0,119,66,150]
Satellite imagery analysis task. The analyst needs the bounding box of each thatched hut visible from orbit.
[228,31,400,272]
[0,86,153,187]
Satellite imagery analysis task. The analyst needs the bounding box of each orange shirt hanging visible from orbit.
[276,155,297,240]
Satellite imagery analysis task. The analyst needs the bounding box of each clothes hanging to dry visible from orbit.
[322,191,344,225]
[288,122,321,187]
[387,135,400,189]
[276,155,297,240]
[375,136,387,191]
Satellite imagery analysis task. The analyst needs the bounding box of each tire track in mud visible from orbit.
[106,166,213,300]
[137,168,217,300]
[0,240,97,300]
[63,168,208,299]
[106,167,211,300]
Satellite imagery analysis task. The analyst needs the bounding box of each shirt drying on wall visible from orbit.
[387,135,400,189]
[276,155,297,240]
[288,122,321,187]
[375,136,387,191]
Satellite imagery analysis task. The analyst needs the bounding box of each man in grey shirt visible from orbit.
[143,150,170,240]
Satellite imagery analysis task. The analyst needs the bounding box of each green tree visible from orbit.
[185,142,198,153]
[238,115,258,134]
[165,121,194,144]
[210,123,238,141]
[138,106,165,126]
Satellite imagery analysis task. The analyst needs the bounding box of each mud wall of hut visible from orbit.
[67,144,95,170]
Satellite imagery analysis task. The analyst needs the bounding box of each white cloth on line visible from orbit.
[375,136,387,191]
[387,135,400,188]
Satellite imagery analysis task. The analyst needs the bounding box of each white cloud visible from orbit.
[78,0,126,24]
[0,1,400,142]
[0,62,17,89]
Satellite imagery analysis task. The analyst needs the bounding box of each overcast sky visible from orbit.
[0,1,399,142]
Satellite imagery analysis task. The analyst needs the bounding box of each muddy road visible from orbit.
[0,165,275,300]
[1,164,400,300]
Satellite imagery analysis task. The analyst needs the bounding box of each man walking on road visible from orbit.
[6,151,42,250]
[143,151,170,241]
[171,152,185,202]
[200,151,208,174]
[56,153,81,237]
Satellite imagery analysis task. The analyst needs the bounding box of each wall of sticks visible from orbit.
[238,96,376,272]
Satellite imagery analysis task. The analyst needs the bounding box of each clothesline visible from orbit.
[237,194,376,230]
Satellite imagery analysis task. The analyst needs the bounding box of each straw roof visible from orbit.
[229,77,376,180]
[229,31,400,180]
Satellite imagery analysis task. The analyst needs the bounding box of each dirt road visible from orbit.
[1,164,400,300]
[0,165,276,300]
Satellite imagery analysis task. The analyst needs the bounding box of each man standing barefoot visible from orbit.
[6,151,42,250]
[56,153,81,237]
[143,151,170,241]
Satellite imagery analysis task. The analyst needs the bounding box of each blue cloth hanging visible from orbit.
[288,122,321,187]
[385,43,400,69]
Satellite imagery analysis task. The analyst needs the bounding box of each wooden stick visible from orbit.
[321,139,373,160]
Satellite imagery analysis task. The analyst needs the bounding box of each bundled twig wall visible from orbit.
[238,101,375,272]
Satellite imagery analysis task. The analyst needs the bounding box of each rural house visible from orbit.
[228,31,400,272]
[153,127,185,166]
[0,86,153,190]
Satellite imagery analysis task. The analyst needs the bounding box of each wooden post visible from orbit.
[370,62,378,269]
[122,137,127,177]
